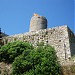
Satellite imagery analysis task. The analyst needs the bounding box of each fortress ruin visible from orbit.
[0,14,75,64]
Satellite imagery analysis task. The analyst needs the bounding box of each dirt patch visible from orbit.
[0,62,11,75]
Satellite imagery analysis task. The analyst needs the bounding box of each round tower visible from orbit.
[29,13,47,32]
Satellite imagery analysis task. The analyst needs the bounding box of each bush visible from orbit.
[0,41,33,63]
[0,41,61,75]
[12,44,61,75]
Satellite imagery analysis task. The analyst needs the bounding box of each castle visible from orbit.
[0,14,75,63]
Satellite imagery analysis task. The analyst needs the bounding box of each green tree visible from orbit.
[0,41,33,63]
[0,41,61,75]
[12,44,61,75]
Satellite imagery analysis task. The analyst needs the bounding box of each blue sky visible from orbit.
[0,0,74,35]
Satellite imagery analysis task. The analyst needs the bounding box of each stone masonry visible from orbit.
[29,13,47,32]
[2,25,75,63]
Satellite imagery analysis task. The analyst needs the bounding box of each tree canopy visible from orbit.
[0,41,61,75]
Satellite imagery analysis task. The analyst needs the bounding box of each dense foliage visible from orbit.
[0,41,33,63]
[0,41,61,75]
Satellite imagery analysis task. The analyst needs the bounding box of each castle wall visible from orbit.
[3,25,72,62]
[67,27,75,56]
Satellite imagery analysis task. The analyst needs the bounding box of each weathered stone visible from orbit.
[29,14,47,32]
[2,25,75,64]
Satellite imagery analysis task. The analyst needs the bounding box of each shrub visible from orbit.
[0,41,61,75]
[0,41,33,63]
[12,44,61,75]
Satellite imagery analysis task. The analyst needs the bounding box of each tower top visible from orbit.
[29,13,47,32]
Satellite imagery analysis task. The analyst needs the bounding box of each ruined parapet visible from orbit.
[29,13,47,32]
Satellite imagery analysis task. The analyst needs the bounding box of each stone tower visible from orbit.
[29,13,47,32]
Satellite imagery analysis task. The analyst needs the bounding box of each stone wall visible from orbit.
[67,27,75,56]
[2,25,75,62]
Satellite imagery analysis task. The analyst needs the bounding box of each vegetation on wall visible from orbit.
[0,41,61,75]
